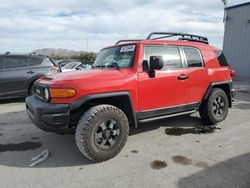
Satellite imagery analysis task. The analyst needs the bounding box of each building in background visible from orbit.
[223,2,250,77]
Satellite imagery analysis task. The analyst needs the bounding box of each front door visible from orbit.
[138,45,189,118]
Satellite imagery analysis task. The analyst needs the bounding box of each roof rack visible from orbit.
[115,32,209,45]
[115,39,143,44]
[146,32,209,44]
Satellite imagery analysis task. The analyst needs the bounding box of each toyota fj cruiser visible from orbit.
[26,32,235,162]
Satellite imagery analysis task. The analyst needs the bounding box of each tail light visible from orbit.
[48,66,61,75]
[230,70,237,77]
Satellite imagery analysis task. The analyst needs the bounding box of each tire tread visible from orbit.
[75,105,129,162]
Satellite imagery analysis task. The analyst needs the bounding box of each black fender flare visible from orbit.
[25,74,46,94]
[202,81,233,108]
[69,91,138,128]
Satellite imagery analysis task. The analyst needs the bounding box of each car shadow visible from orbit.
[235,90,250,102]
[0,110,93,168]
[177,153,250,188]
[0,98,25,104]
[130,114,204,136]
[0,108,208,168]
[233,102,250,110]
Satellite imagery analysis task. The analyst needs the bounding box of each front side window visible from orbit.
[41,58,54,66]
[63,62,81,69]
[3,56,28,69]
[144,45,182,70]
[183,47,203,68]
[78,64,85,68]
[93,45,136,68]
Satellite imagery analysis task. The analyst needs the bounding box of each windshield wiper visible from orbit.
[92,63,120,70]
[92,65,106,69]
[107,63,120,70]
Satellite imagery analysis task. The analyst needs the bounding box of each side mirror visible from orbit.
[142,60,149,71]
[149,56,163,78]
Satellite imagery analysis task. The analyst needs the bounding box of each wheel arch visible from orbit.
[26,75,45,95]
[69,91,138,129]
[202,81,233,108]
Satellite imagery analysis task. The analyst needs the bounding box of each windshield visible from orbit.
[93,45,136,68]
[63,62,81,69]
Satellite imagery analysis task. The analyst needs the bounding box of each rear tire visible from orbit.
[75,105,129,162]
[199,88,229,124]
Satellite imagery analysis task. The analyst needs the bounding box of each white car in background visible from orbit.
[61,62,91,72]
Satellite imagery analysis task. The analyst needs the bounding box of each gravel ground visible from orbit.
[0,90,250,188]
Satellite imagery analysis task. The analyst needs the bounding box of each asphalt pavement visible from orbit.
[0,84,250,188]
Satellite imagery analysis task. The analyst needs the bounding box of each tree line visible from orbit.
[52,52,97,63]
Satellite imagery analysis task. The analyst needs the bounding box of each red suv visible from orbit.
[26,32,235,162]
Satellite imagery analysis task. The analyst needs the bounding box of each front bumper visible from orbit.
[26,96,71,133]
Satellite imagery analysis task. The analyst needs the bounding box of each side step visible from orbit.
[138,110,197,123]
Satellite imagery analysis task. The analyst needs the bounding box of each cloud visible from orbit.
[0,0,247,52]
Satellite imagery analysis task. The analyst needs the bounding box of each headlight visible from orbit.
[44,88,50,101]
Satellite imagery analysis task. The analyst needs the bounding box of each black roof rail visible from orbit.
[146,32,209,44]
[29,52,37,55]
[115,39,143,44]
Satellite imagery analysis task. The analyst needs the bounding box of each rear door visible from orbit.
[2,55,28,96]
[182,47,207,103]
[27,56,46,75]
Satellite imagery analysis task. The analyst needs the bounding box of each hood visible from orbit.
[38,68,137,104]
[42,69,127,82]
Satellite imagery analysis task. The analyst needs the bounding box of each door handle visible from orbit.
[27,70,35,74]
[177,74,189,80]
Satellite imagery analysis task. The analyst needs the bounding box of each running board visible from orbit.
[138,110,197,123]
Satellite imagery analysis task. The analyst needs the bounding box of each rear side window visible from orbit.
[3,56,28,69]
[144,46,182,70]
[214,51,229,66]
[183,47,203,67]
[28,57,43,66]
[41,58,54,66]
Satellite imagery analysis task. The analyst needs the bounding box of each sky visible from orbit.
[0,0,248,53]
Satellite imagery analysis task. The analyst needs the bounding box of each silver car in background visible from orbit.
[61,62,92,72]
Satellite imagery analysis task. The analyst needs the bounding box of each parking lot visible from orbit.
[0,86,250,188]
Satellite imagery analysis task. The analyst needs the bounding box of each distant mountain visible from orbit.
[32,48,87,57]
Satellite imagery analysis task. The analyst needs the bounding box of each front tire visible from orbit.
[75,105,129,162]
[199,88,229,124]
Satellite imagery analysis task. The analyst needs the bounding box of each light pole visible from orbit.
[222,0,228,22]
[221,0,228,50]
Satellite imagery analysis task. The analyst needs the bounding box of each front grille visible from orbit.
[34,83,48,102]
